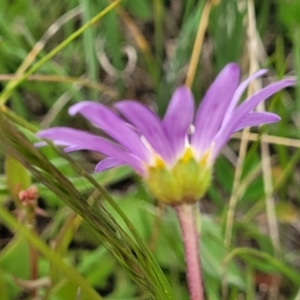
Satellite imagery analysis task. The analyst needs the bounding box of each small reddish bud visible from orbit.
[18,185,38,207]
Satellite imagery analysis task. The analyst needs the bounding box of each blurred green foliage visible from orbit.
[0,0,299,299]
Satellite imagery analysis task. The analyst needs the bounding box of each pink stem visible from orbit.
[175,203,204,300]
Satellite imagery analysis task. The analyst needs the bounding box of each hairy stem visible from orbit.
[175,203,204,300]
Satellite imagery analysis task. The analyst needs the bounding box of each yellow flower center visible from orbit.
[145,148,212,205]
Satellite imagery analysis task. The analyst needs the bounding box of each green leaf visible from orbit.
[125,0,151,19]
[201,216,245,289]
[0,268,9,300]
[278,0,300,29]
[5,156,31,203]
[225,247,300,286]
[0,236,30,279]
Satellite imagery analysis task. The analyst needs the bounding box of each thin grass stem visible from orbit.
[185,0,212,88]
[0,0,121,106]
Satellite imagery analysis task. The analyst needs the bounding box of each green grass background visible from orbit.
[0,0,300,299]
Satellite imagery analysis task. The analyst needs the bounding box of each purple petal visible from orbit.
[64,145,87,152]
[37,127,145,174]
[35,140,74,147]
[115,101,174,163]
[221,69,268,128]
[69,101,150,162]
[95,158,123,172]
[234,79,295,122]
[34,141,48,147]
[233,112,280,132]
[163,86,195,158]
[212,79,295,158]
[192,63,240,157]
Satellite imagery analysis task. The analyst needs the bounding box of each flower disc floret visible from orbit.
[146,148,212,204]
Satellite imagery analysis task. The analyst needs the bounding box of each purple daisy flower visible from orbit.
[37,63,294,204]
